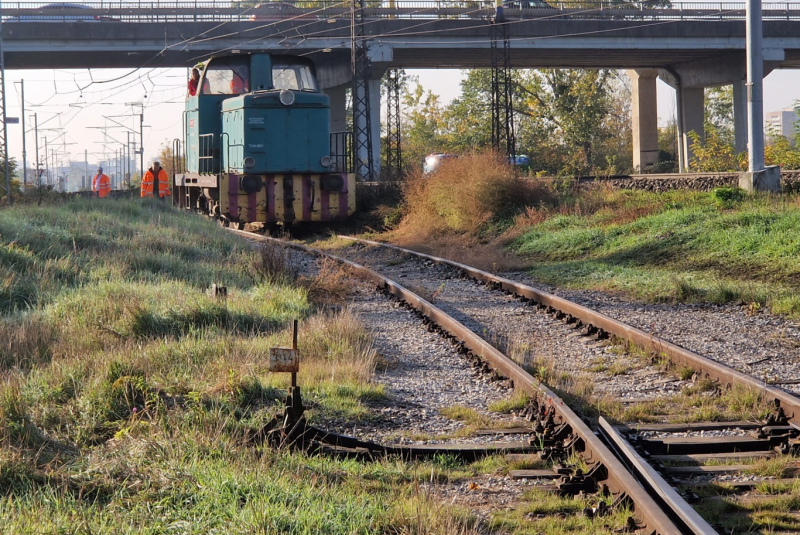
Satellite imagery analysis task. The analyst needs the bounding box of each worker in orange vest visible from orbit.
[140,160,171,199]
[92,167,111,198]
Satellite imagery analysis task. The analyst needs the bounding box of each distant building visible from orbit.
[765,108,799,142]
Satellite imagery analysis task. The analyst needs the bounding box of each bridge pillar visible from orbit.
[679,87,705,170]
[323,84,349,134]
[627,69,660,172]
[733,79,748,154]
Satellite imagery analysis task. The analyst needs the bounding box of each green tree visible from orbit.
[516,69,614,173]
[441,69,493,152]
[1,154,20,204]
[705,86,735,149]
[400,82,448,169]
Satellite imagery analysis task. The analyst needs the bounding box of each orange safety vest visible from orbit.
[140,168,171,198]
[93,173,111,197]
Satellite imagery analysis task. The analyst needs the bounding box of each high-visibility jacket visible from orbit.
[92,173,111,198]
[140,168,171,198]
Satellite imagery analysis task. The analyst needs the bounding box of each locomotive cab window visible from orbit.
[272,61,317,92]
[202,59,250,95]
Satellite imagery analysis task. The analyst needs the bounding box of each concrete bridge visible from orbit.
[3,1,800,171]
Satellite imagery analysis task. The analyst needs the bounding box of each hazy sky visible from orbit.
[5,65,799,176]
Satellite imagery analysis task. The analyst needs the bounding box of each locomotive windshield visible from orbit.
[202,59,250,95]
[272,61,317,92]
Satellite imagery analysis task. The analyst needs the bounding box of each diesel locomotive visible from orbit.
[172,53,356,228]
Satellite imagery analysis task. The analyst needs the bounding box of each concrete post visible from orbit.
[627,69,660,172]
[733,79,748,154]
[680,87,705,169]
[323,84,349,133]
[739,0,780,192]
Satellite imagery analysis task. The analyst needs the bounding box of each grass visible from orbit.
[0,198,494,533]
[509,187,800,316]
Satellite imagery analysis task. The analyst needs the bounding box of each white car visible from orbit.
[423,153,457,174]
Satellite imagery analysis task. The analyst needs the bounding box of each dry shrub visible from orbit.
[252,242,297,284]
[396,150,552,242]
[300,257,355,306]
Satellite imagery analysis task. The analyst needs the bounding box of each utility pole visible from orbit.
[84,149,88,191]
[18,80,26,188]
[740,0,780,191]
[33,114,40,187]
[0,12,10,205]
[44,138,49,186]
[746,0,764,174]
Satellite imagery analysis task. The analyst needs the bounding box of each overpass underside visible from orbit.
[4,14,800,174]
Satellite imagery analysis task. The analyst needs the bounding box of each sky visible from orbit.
[4,65,800,180]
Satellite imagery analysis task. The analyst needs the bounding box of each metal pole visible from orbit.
[0,13,10,205]
[84,149,88,191]
[746,0,764,172]
[34,114,39,187]
[44,138,49,185]
[139,109,144,189]
[20,80,26,188]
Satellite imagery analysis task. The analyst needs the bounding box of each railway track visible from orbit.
[230,229,800,534]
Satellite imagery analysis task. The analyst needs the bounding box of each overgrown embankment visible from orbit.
[388,158,800,316]
[511,186,800,316]
[0,198,482,533]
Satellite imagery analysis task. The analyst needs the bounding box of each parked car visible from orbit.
[509,154,530,167]
[249,2,319,21]
[423,153,458,174]
[6,3,114,22]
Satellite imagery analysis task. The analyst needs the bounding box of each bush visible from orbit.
[712,186,746,209]
[397,150,552,239]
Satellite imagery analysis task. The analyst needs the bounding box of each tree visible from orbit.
[157,142,177,181]
[441,69,494,152]
[0,154,20,204]
[400,82,448,170]
[705,86,735,149]
[515,69,615,173]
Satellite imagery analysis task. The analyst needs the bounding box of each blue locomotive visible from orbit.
[172,53,355,228]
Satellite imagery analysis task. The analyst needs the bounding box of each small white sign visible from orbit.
[269,347,300,373]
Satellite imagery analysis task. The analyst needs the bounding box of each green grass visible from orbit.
[1,198,498,534]
[510,189,800,316]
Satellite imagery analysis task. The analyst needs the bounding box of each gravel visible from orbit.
[332,243,695,403]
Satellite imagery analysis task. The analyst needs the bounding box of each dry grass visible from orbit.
[250,241,298,285]
[299,257,355,306]
[394,150,553,244]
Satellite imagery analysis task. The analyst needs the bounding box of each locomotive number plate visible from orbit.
[269,347,300,372]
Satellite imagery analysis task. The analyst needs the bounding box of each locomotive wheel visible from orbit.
[217,217,230,228]
[233,222,245,231]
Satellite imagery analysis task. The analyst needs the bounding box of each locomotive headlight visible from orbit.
[244,157,255,168]
[320,156,332,168]
[279,90,295,106]
[240,175,263,194]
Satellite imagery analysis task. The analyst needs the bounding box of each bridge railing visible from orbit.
[2,1,800,22]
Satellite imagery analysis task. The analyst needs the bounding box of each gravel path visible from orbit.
[335,240,800,398]
[332,243,694,403]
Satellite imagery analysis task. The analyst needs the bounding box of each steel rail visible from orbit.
[228,228,684,534]
[598,417,718,535]
[337,236,800,427]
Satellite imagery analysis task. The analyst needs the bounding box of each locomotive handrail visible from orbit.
[220,132,230,174]
[198,133,216,175]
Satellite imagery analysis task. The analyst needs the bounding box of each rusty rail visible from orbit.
[337,236,800,428]
[229,229,686,534]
